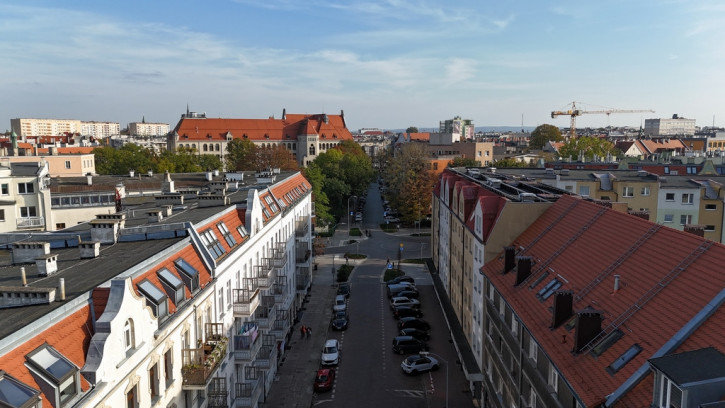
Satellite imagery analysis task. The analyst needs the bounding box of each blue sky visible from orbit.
[1,0,724,131]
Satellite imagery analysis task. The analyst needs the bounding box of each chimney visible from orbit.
[684,224,705,237]
[21,266,27,287]
[147,170,153,177]
[551,290,574,328]
[514,256,532,286]
[58,278,66,301]
[613,275,621,292]
[574,308,602,353]
[129,169,135,178]
[86,174,93,186]
[206,171,213,181]
[36,254,58,277]
[79,241,100,259]
[213,169,219,177]
[503,246,516,274]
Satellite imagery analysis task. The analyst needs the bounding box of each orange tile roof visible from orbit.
[35,146,96,155]
[173,113,352,142]
[408,132,430,142]
[482,194,725,405]
[0,306,94,406]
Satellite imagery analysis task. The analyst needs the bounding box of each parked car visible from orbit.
[388,283,414,299]
[332,295,347,313]
[386,275,416,285]
[337,283,351,298]
[330,311,349,331]
[313,368,336,392]
[398,317,431,331]
[401,354,439,374]
[390,297,421,310]
[321,339,340,366]
[400,328,430,341]
[392,335,428,355]
[397,289,419,299]
[393,305,423,319]
[385,216,400,223]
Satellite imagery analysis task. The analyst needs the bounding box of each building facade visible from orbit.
[11,118,82,138]
[80,121,120,138]
[644,116,696,136]
[130,122,170,137]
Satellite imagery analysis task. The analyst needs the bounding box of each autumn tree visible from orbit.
[406,126,419,133]
[449,157,480,168]
[383,143,435,223]
[492,158,530,168]
[529,124,563,149]
[225,138,257,171]
[557,136,618,161]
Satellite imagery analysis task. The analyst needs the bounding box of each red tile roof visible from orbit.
[173,113,352,142]
[482,194,725,405]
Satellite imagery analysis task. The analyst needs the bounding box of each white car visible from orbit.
[401,354,439,374]
[321,339,340,366]
[385,216,400,223]
[390,297,421,310]
[333,295,347,313]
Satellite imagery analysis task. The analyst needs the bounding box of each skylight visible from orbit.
[138,280,168,319]
[174,258,200,292]
[200,229,226,258]
[237,225,248,238]
[591,330,623,357]
[607,344,642,375]
[537,278,562,301]
[26,344,77,384]
[0,372,40,407]
[217,222,237,247]
[158,268,185,305]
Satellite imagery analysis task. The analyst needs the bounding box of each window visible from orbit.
[663,166,670,174]
[706,204,717,210]
[158,268,185,305]
[218,288,224,315]
[174,258,199,292]
[200,229,226,258]
[511,316,519,336]
[0,372,41,408]
[65,161,71,169]
[548,365,559,392]
[124,319,135,352]
[622,186,634,197]
[641,186,650,196]
[26,344,78,407]
[687,166,697,174]
[226,281,232,310]
[0,184,7,195]
[529,390,537,408]
[665,193,675,201]
[55,223,66,229]
[579,186,590,197]
[680,214,692,225]
[126,384,137,408]
[705,225,716,231]
[19,207,37,218]
[0,210,4,222]
[528,337,537,362]
[149,363,159,400]
[217,222,236,247]
[164,348,173,385]
[498,296,505,316]
[18,183,34,194]
[537,278,562,301]
[658,377,683,408]
[137,280,169,320]
[664,214,674,223]
[264,195,279,213]
[681,193,693,204]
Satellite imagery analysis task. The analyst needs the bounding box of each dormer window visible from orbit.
[158,268,185,305]
[333,133,338,139]
[0,371,41,408]
[138,280,169,320]
[174,258,200,292]
[243,134,248,139]
[237,225,249,239]
[650,347,725,408]
[26,344,79,407]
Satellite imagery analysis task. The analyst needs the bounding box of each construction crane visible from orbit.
[551,101,655,139]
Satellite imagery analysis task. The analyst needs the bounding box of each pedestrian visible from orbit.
[307,327,312,339]
[300,325,306,339]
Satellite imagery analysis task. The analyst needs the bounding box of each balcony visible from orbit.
[254,261,275,289]
[255,296,276,330]
[207,377,229,408]
[181,333,228,389]
[271,309,290,340]
[295,242,311,264]
[254,334,278,369]
[234,376,262,408]
[233,322,261,362]
[233,281,260,317]
[295,216,309,238]
[270,243,288,269]
[16,217,44,230]
[273,276,287,304]
[296,267,311,292]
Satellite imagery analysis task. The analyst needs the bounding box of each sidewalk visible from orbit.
[261,238,340,407]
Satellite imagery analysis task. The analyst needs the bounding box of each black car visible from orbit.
[397,289,419,299]
[392,336,428,355]
[337,283,351,298]
[400,328,430,341]
[330,311,349,331]
[393,306,423,319]
[386,275,415,285]
[398,317,431,331]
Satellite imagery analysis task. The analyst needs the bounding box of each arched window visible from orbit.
[124,319,135,351]
[215,144,220,151]
[309,145,316,155]
[203,144,208,152]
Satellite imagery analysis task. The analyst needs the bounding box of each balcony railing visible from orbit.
[16,217,44,229]
[233,322,261,362]
[273,278,287,304]
[254,261,275,289]
[233,284,260,317]
[207,377,229,408]
[182,336,228,388]
[234,377,262,408]
[254,335,278,369]
[255,297,276,330]
[295,217,309,238]
[271,309,290,340]
[296,268,311,292]
[295,243,311,264]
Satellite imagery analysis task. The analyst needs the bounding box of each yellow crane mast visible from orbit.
[551,101,655,139]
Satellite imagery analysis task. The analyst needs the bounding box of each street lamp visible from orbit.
[420,351,448,408]
[347,195,357,236]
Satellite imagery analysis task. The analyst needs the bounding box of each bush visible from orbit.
[337,264,354,282]
[350,228,362,236]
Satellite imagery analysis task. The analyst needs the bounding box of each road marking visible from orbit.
[314,399,334,405]
[391,389,427,398]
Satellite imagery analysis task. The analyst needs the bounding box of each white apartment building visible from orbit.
[11,118,82,137]
[644,116,696,136]
[130,122,170,137]
[0,161,52,232]
[80,121,120,138]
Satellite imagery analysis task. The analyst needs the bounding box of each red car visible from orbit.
[313,368,335,392]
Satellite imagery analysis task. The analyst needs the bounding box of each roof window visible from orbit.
[606,344,642,375]
[537,278,562,301]
[591,329,623,357]
[25,343,79,406]
[174,258,200,292]
[0,371,40,407]
[200,229,226,259]
[157,268,185,305]
[529,271,549,290]
[237,225,249,239]
[217,222,237,247]
[137,280,169,320]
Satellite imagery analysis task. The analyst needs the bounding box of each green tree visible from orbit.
[529,124,563,149]
[93,146,120,174]
[383,143,435,224]
[225,138,257,171]
[492,158,529,168]
[256,144,299,171]
[557,136,618,161]
[448,157,480,168]
[198,154,223,172]
[406,126,419,133]
[303,165,332,225]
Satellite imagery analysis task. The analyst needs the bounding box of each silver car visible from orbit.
[401,354,439,374]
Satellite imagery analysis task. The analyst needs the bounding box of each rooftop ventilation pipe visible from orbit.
[21,267,27,287]
[59,278,66,301]
[614,275,621,292]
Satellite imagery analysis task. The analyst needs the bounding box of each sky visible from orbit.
[1,0,724,132]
